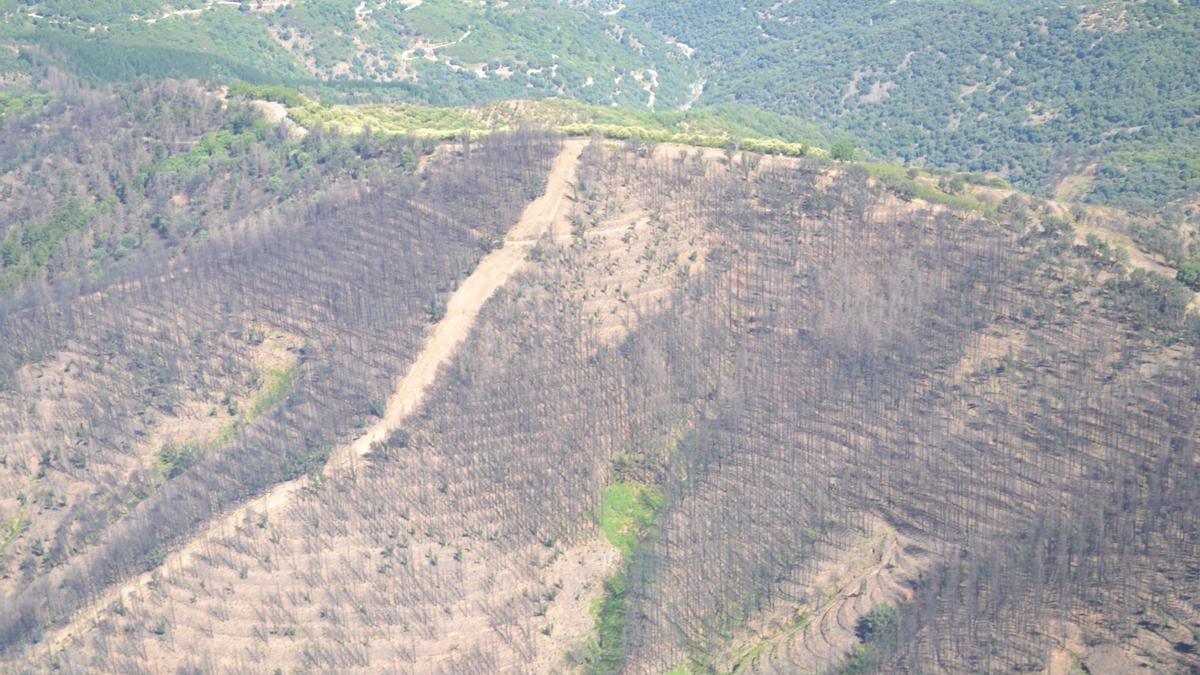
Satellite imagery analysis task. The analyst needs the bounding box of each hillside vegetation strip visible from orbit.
[286,97,834,157]
[579,481,664,673]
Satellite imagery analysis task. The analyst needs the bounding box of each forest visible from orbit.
[4,1,1198,210]
[0,72,1196,672]
[622,0,1200,209]
[0,2,1198,672]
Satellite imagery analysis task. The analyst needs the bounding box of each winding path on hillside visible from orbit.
[40,139,587,656]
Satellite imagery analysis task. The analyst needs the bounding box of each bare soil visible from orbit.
[38,139,588,656]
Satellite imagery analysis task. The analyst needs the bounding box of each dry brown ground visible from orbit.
[0,327,300,599]
[16,135,1197,673]
[35,139,588,660]
[709,524,935,675]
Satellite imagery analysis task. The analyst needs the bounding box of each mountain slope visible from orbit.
[2,101,1197,671]
[623,0,1200,208]
[5,0,1198,208]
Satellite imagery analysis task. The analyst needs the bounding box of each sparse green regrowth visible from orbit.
[600,481,662,556]
[1106,268,1197,339]
[156,441,206,480]
[155,359,297,481]
[835,604,900,674]
[1,511,31,553]
[864,163,994,213]
[1177,260,1200,292]
[249,363,297,419]
[0,201,103,293]
[587,566,630,674]
[281,442,332,481]
[427,294,447,323]
[575,480,664,673]
[726,610,810,673]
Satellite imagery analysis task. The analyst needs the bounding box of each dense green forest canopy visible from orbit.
[621,0,1200,209]
[2,0,1198,208]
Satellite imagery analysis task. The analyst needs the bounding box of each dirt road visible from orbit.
[40,139,587,655]
[329,138,585,475]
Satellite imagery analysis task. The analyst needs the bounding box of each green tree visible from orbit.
[830,141,856,161]
[1177,260,1200,291]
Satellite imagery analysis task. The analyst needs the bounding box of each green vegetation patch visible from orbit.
[1105,269,1197,340]
[1177,261,1200,292]
[1,510,31,554]
[600,481,662,555]
[621,0,1200,207]
[0,201,104,293]
[156,441,205,480]
[835,603,899,674]
[227,81,305,107]
[155,360,297,481]
[248,363,296,420]
[864,163,993,213]
[291,97,840,156]
[588,565,631,674]
[158,122,273,177]
[11,6,307,85]
[0,90,51,130]
[573,480,664,673]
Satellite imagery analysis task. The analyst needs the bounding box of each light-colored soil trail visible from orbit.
[38,139,587,657]
[329,138,585,476]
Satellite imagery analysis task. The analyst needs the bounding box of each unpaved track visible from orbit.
[329,138,585,476]
[39,139,587,656]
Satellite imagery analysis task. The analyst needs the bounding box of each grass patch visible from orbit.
[600,481,662,555]
[1,510,31,553]
[586,566,631,674]
[248,363,296,419]
[573,481,664,673]
[290,97,835,157]
[864,163,994,213]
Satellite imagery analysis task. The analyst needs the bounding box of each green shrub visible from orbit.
[1177,260,1200,291]
[830,141,856,161]
[1106,269,1194,336]
[157,441,205,479]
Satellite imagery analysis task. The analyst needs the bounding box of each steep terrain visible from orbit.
[0,0,1199,657]
[0,101,565,658]
[4,1,1198,208]
[1,97,1196,672]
